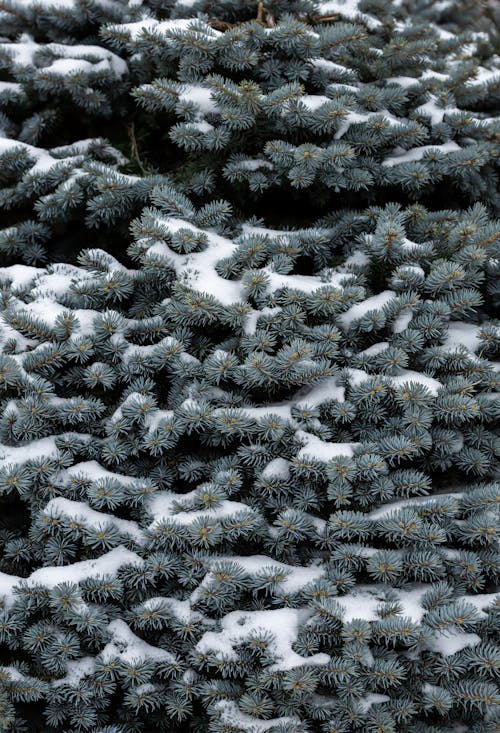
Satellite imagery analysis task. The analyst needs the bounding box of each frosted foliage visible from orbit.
[0,0,498,731]
[196,607,331,671]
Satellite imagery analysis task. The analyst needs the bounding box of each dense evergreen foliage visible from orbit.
[0,0,498,731]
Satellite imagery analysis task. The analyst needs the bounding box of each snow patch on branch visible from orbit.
[196,607,331,671]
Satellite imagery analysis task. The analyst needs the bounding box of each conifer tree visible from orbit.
[0,0,498,731]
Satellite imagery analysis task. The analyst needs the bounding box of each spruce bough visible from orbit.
[0,0,498,731]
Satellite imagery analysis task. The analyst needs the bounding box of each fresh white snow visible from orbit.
[196,607,330,671]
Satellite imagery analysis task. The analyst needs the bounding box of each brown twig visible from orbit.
[312,13,341,22]
[0,1,25,20]
[206,18,235,30]
[127,122,146,176]
[256,2,275,27]
[206,8,334,32]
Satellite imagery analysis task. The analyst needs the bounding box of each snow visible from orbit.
[393,311,413,333]
[335,585,428,623]
[0,37,127,77]
[243,403,294,421]
[51,138,119,156]
[150,217,244,305]
[183,120,214,132]
[382,142,461,166]
[462,593,499,615]
[244,306,281,335]
[102,619,175,663]
[0,547,143,608]
[144,408,176,432]
[359,694,390,711]
[398,265,425,278]
[0,136,59,174]
[345,250,370,267]
[434,0,453,13]
[52,657,95,687]
[0,572,19,607]
[193,584,453,667]
[328,82,359,93]
[144,596,202,624]
[296,430,357,460]
[49,44,128,76]
[0,81,24,95]
[44,58,95,75]
[0,8,497,717]
[389,370,442,396]
[317,0,382,28]
[397,587,438,623]
[299,94,332,111]
[148,491,252,527]
[334,591,380,622]
[13,0,76,7]
[311,59,352,75]
[262,268,351,295]
[345,367,371,386]
[442,322,480,353]
[434,27,455,40]
[359,341,389,357]
[261,458,291,480]
[236,377,347,442]
[208,555,324,594]
[159,17,220,37]
[241,223,326,240]
[214,701,299,733]
[109,17,220,48]
[43,497,145,543]
[368,493,461,520]
[239,159,273,171]
[339,290,396,329]
[27,260,78,294]
[334,111,370,139]
[421,69,449,81]
[0,134,102,185]
[400,237,430,254]
[295,377,346,408]
[335,111,401,139]
[414,96,460,124]
[0,265,43,290]
[0,34,39,67]
[0,436,60,469]
[122,340,179,365]
[30,546,143,586]
[386,76,420,88]
[196,607,330,671]
[426,631,481,656]
[106,18,162,40]
[18,299,99,337]
[180,85,219,114]
[0,666,24,682]
[57,460,136,486]
[385,69,456,87]
[467,65,500,86]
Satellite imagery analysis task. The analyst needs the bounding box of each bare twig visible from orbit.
[0,1,25,20]
[206,18,235,30]
[312,13,341,21]
[127,122,146,176]
[206,7,336,31]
